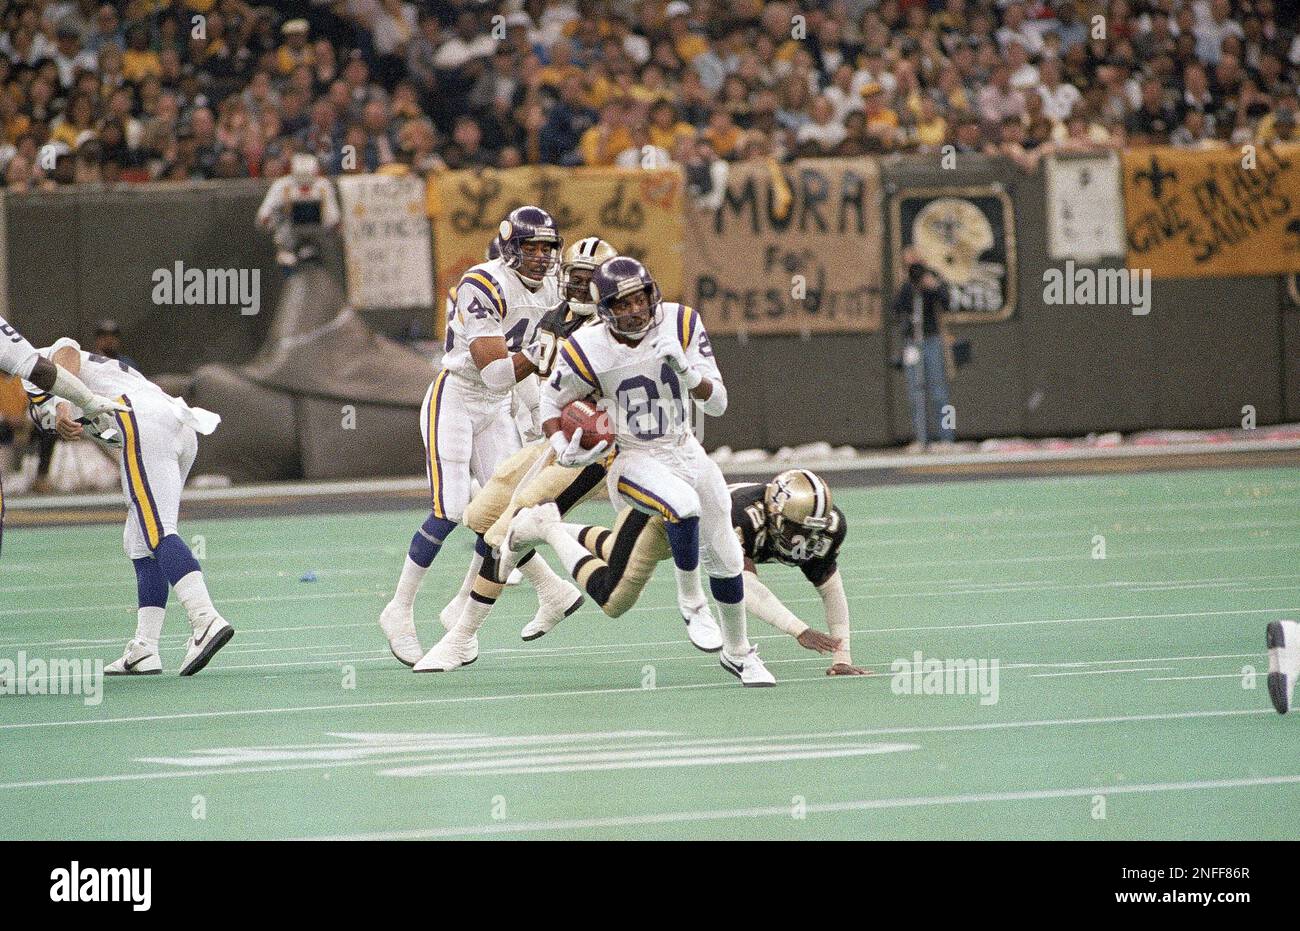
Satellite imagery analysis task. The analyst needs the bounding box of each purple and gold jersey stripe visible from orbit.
[462,270,506,317]
[560,338,600,390]
[616,477,681,524]
[114,396,164,550]
[678,305,698,351]
[426,370,450,519]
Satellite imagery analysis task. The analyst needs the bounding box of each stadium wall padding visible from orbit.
[3,165,1295,468]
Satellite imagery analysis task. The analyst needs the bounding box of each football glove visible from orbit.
[649,333,701,388]
[549,428,609,468]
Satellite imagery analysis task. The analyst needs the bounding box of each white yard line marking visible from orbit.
[1028,667,1175,678]
[301,771,1300,840]
[1146,674,1248,682]
[0,708,1270,791]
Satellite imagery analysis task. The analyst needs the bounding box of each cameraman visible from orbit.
[893,248,955,449]
[255,153,341,270]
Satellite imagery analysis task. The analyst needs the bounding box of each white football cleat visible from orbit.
[1267,619,1300,714]
[378,600,422,667]
[503,502,561,555]
[413,629,480,672]
[520,576,584,642]
[178,616,234,677]
[719,645,776,687]
[439,594,466,632]
[105,639,162,676]
[681,599,723,653]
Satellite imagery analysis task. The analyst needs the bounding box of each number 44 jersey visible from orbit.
[441,257,561,401]
[546,302,719,453]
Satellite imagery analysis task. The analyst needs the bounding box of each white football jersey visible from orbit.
[0,315,40,380]
[544,302,721,451]
[24,339,158,399]
[441,257,560,399]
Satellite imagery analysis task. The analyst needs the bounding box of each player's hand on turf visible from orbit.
[81,394,127,416]
[649,332,692,376]
[55,403,84,441]
[551,427,609,468]
[797,628,841,654]
[826,663,870,676]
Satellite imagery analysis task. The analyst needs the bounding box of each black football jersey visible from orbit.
[537,300,590,341]
[730,481,847,586]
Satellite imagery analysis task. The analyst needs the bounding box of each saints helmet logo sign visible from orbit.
[890,185,1017,323]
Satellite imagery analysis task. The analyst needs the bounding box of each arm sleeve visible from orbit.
[683,311,727,417]
[255,179,285,228]
[817,569,853,667]
[456,276,506,347]
[743,569,810,638]
[539,341,593,425]
[0,318,39,380]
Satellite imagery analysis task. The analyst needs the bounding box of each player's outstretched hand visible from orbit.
[81,394,127,417]
[796,628,841,654]
[54,404,84,441]
[649,332,691,375]
[826,663,871,676]
[552,428,609,468]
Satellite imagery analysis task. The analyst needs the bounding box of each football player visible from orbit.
[379,206,582,669]
[24,338,231,676]
[0,315,123,557]
[409,241,725,669]
[506,256,774,685]
[515,470,865,675]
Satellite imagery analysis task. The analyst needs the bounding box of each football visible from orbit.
[560,399,614,449]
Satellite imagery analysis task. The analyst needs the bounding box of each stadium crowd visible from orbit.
[0,0,1296,190]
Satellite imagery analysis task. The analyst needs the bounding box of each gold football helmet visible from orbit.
[912,197,994,286]
[763,469,835,562]
[560,236,618,316]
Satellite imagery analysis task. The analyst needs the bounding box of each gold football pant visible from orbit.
[567,507,671,617]
[462,440,607,596]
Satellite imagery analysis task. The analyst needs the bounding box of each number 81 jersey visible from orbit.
[441,257,560,400]
[546,302,720,451]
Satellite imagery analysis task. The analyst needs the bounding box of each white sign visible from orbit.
[337,174,434,309]
[1046,153,1125,263]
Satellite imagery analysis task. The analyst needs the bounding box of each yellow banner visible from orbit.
[428,166,684,333]
[1123,144,1300,278]
[681,157,884,335]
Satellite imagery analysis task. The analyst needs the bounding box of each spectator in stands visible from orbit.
[0,0,1291,191]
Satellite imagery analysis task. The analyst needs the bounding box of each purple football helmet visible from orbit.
[498,205,561,284]
[592,256,662,338]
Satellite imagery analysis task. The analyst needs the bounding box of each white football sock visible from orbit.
[675,566,706,608]
[452,552,484,601]
[135,607,166,653]
[715,597,751,657]
[173,571,217,629]
[542,524,595,578]
[519,551,565,595]
[558,523,586,540]
[391,556,429,610]
[455,596,495,636]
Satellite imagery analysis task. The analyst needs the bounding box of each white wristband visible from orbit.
[481,356,516,391]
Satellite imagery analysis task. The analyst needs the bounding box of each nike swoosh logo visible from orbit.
[193,621,214,645]
[123,655,146,671]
